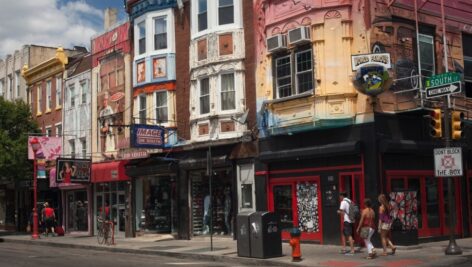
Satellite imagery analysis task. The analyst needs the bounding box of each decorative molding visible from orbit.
[324,10,342,20]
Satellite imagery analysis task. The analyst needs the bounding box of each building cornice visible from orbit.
[21,47,68,85]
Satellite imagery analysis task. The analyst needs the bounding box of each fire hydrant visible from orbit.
[289,227,302,262]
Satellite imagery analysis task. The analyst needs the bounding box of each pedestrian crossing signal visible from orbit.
[429,109,442,138]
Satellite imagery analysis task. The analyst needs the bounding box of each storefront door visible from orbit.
[95,182,126,236]
[268,177,322,242]
[387,173,462,238]
[66,190,88,232]
[339,172,364,243]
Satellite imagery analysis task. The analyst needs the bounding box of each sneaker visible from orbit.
[345,252,355,256]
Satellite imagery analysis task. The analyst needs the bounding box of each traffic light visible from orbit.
[429,108,442,138]
[451,110,464,140]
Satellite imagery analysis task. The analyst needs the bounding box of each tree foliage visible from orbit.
[0,97,40,181]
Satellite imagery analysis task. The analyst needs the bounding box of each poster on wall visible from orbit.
[389,191,418,230]
[137,61,146,83]
[296,182,319,233]
[28,136,62,160]
[56,158,91,183]
[153,57,166,78]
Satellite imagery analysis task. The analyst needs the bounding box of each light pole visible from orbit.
[29,137,41,239]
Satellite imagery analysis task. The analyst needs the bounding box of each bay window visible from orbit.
[198,0,208,32]
[138,21,146,54]
[154,16,167,50]
[218,0,234,25]
[154,91,168,122]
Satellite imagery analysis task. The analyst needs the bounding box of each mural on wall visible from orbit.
[153,58,166,79]
[389,191,418,231]
[296,182,319,233]
[98,53,126,159]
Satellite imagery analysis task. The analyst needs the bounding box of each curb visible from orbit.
[2,238,310,267]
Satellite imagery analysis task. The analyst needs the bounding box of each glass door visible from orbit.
[339,172,365,244]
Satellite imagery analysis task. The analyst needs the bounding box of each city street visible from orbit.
[0,243,262,267]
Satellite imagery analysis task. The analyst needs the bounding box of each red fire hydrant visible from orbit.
[289,227,302,262]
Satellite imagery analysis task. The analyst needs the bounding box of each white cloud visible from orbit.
[0,0,104,57]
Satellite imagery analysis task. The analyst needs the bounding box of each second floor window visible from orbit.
[139,94,147,124]
[218,0,234,25]
[46,80,52,110]
[220,73,235,110]
[198,0,208,32]
[154,16,167,50]
[200,78,210,114]
[275,48,314,98]
[80,81,88,104]
[46,127,52,137]
[419,34,435,78]
[155,91,168,122]
[56,77,62,107]
[138,21,146,55]
[56,124,62,137]
[69,85,75,108]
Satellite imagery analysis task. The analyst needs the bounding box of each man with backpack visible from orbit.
[337,191,358,255]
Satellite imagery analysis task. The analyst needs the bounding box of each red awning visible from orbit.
[92,160,130,183]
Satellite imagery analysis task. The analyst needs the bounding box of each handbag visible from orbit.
[360,227,370,239]
[381,222,391,231]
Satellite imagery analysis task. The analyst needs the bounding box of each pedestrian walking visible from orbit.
[357,198,376,259]
[337,192,355,255]
[378,194,396,256]
[42,202,56,237]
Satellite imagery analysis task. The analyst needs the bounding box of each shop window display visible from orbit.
[142,177,173,233]
[191,170,233,236]
[67,190,88,232]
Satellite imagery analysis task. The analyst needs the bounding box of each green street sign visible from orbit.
[425,72,461,88]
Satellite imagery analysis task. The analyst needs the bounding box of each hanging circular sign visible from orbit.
[351,53,393,96]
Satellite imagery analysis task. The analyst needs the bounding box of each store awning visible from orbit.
[92,160,130,183]
[259,141,361,162]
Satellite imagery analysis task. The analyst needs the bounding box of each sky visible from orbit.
[0,0,127,57]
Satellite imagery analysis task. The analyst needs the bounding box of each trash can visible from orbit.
[236,211,254,257]
[249,211,282,259]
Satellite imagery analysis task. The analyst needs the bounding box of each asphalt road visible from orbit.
[0,243,257,267]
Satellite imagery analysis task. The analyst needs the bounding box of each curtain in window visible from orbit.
[221,73,235,110]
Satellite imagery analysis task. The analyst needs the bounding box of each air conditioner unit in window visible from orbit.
[267,34,287,53]
[288,26,311,46]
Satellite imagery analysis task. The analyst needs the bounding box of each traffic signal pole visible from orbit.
[440,0,462,256]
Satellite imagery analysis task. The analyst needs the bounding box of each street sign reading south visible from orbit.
[426,72,461,88]
[425,82,461,99]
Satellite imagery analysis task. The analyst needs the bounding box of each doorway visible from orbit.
[339,172,365,244]
[95,182,126,236]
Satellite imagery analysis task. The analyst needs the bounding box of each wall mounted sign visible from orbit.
[351,53,393,96]
[131,124,165,148]
[28,136,62,160]
[56,158,91,183]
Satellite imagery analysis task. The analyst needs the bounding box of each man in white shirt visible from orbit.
[337,191,355,255]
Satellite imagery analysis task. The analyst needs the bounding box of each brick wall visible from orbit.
[243,0,256,130]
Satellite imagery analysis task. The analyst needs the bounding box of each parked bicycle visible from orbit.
[97,216,114,245]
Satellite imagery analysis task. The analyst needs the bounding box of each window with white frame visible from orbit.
[69,140,75,158]
[274,48,314,98]
[154,91,168,122]
[220,73,235,110]
[139,94,147,124]
[46,80,52,110]
[37,86,42,114]
[80,80,88,104]
[46,127,52,137]
[56,76,62,107]
[15,71,20,97]
[56,124,62,137]
[81,138,86,158]
[419,34,435,78]
[154,16,167,50]
[218,0,234,25]
[199,78,210,114]
[198,0,208,32]
[138,21,146,55]
[69,85,75,108]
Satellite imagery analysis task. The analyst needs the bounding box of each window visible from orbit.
[69,85,75,108]
[56,124,62,137]
[463,34,472,97]
[69,140,76,158]
[139,94,147,124]
[0,79,4,96]
[220,73,235,110]
[198,0,208,32]
[218,0,234,25]
[155,91,168,122]
[275,48,314,98]
[46,80,52,110]
[80,81,88,104]
[81,138,87,158]
[7,75,12,98]
[419,34,435,78]
[15,71,20,97]
[138,21,146,54]
[154,16,167,50]
[199,78,210,114]
[37,86,42,114]
[56,77,62,107]
[46,127,52,137]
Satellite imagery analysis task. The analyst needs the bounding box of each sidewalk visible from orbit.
[1,232,471,267]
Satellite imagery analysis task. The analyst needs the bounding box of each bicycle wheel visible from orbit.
[104,224,112,245]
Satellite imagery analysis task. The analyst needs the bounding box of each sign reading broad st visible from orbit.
[425,72,462,99]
